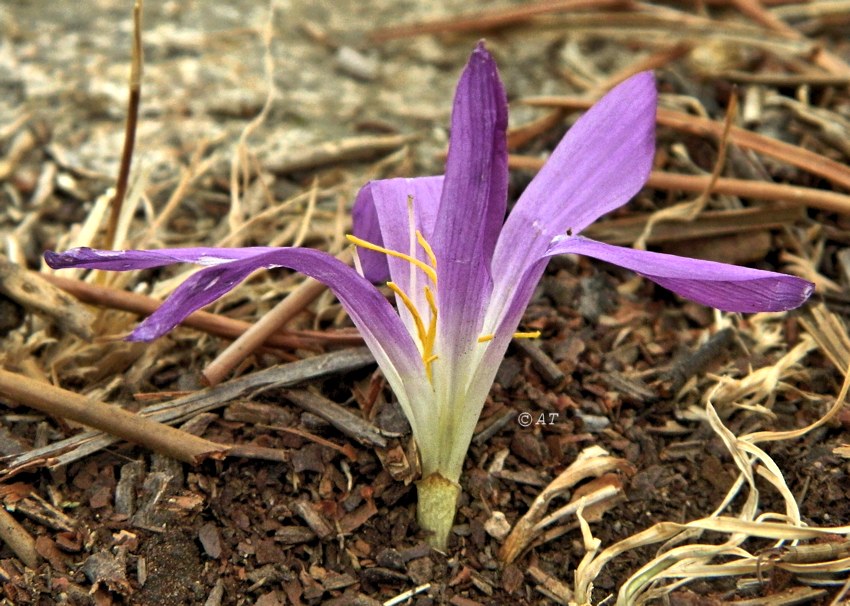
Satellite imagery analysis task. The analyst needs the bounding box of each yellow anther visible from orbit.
[347,234,437,285]
[478,331,540,344]
[513,331,541,339]
[416,230,437,269]
[424,354,439,365]
[387,282,427,347]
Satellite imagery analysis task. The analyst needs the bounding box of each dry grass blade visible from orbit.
[0,259,94,340]
[368,0,631,42]
[499,446,632,564]
[706,333,816,414]
[571,360,850,604]
[634,89,738,250]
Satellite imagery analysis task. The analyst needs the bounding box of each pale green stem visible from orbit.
[417,472,461,550]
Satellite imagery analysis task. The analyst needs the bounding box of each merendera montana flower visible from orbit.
[46,43,813,548]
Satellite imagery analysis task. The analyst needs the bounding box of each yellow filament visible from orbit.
[346,234,437,285]
[348,226,443,382]
[387,282,428,347]
[416,230,437,269]
[478,334,494,343]
[424,287,438,349]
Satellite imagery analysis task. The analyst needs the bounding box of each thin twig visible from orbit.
[521,97,850,191]
[0,369,227,464]
[731,0,850,76]
[39,273,363,349]
[280,388,388,448]
[104,0,143,250]
[508,157,850,215]
[635,88,738,249]
[0,507,38,569]
[1,348,375,475]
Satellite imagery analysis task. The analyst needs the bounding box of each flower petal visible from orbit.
[44,246,278,270]
[352,176,443,284]
[547,236,814,312]
[490,72,657,316]
[352,176,444,340]
[47,246,435,449]
[431,42,509,371]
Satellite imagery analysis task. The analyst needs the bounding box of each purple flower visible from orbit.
[46,43,813,548]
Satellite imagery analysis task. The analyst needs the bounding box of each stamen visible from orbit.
[387,282,427,347]
[346,234,437,285]
[417,230,437,269]
[478,331,541,344]
[423,286,438,357]
[513,331,541,339]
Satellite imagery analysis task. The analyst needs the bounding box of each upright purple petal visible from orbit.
[352,176,443,284]
[489,72,657,320]
[547,236,814,312]
[431,42,509,372]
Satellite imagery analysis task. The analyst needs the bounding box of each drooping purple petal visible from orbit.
[431,42,508,373]
[489,72,657,319]
[45,246,427,386]
[547,236,814,312]
[351,176,443,284]
[45,247,279,271]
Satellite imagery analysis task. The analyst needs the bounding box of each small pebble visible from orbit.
[335,46,379,81]
[576,412,610,433]
[483,511,511,540]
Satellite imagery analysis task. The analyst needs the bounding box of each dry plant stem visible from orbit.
[104,0,142,250]
[576,205,801,244]
[731,0,850,76]
[521,98,850,191]
[368,0,632,41]
[715,70,850,86]
[417,473,461,550]
[509,156,850,214]
[0,507,38,569]
[202,248,354,386]
[39,273,362,349]
[0,369,226,464]
[590,41,693,95]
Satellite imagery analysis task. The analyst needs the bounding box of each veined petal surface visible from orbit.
[489,72,656,322]
[547,236,814,312]
[431,42,508,385]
